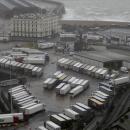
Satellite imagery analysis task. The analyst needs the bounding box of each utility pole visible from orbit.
[10,59,13,113]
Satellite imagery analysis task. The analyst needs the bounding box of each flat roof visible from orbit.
[74,50,130,63]
[105,28,130,35]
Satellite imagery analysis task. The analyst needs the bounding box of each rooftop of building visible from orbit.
[74,49,130,63]
[13,12,58,19]
[0,0,60,11]
[103,28,130,36]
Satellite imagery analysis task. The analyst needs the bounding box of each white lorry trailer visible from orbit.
[50,115,66,128]
[60,84,71,95]
[24,103,45,115]
[99,69,108,79]
[99,86,113,95]
[46,121,61,130]
[111,76,129,86]
[56,83,66,94]
[95,68,104,78]
[64,108,79,120]
[69,86,85,98]
[37,126,48,130]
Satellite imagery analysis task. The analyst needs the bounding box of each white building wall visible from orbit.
[11,13,61,38]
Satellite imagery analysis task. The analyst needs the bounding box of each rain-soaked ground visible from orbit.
[0,44,130,130]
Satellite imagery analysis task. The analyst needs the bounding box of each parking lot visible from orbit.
[0,43,130,130]
[0,48,102,130]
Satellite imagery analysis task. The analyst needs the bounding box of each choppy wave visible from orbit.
[63,8,130,22]
[53,0,130,22]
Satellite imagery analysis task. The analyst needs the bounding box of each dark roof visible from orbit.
[104,28,130,36]
[74,50,130,63]
[111,111,130,130]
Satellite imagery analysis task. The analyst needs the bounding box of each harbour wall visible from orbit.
[61,20,130,28]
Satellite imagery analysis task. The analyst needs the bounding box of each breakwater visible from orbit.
[61,20,130,28]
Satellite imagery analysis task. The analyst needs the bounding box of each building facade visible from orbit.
[59,33,77,52]
[10,13,61,41]
[101,29,130,50]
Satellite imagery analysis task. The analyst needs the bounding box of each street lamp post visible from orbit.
[10,59,13,113]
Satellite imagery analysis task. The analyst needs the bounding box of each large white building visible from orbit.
[10,13,61,40]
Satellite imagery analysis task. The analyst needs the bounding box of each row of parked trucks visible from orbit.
[8,85,45,117]
[38,76,130,130]
[43,71,89,97]
[88,76,129,110]
[1,76,128,128]
[37,102,95,130]
[57,58,108,79]
[0,113,25,127]
[0,57,43,77]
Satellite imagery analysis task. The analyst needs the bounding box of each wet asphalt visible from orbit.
[0,43,130,130]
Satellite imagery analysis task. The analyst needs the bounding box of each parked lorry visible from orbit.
[20,102,37,111]
[46,121,61,130]
[71,78,80,88]
[16,96,35,103]
[99,69,108,79]
[9,85,25,92]
[95,68,104,78]
[76,102,95,122]
[37,126,48,130]
[58,113,72,122]
[99,82,113,90]
[50,115,66,128]
[87,66,95,75]
[91,68,98,77]
[17,99,38,107]
[76,103,91,111]
[56,83,66,94]
[60,84,71,95]
[24,103,45,115]
[58,113,73,128]
[68,77,76,84]
[79,64,87,73]
[94,91,109,98]
[92,92,108,101]
[76,79,84,86]
[43,78,57,89]
[69,86,85,97]
[13,94,29,103]
[80,80,89,89]
[9,88,26,95]
[69,61,77,70]
[84,65,91,74]
[110,76,129,86]
[88,98,105,110]
[64,108,79,120]
[99,86,113,95]
[0,113,25,126]
[53,71,62,78]
[64,60,73,69]
[71,105,87,116]
[58,74,67,82]
[90,95,106,104]
[63,76,72,83]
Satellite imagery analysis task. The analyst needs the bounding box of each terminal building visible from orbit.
[10,13,61,41]
[102,29,130,50]
[73,51,130,70]
[59,33,77,52]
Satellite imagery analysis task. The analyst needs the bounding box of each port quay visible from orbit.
[0,0,130,130]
